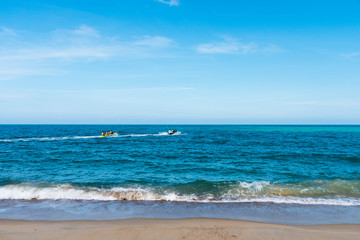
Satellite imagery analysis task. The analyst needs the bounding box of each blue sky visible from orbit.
[1,0,360,124]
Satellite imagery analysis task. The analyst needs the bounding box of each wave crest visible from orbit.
[0,180,359,206]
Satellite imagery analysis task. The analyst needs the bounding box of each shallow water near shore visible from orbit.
[0,125,359,224]
[1,200,360,225]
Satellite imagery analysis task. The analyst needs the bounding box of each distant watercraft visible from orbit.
[168,129,178,135]
[100,132,118,138]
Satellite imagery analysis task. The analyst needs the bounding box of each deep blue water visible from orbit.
[0,125,360,223]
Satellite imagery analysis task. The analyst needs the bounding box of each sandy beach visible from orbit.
[0,218,359,240]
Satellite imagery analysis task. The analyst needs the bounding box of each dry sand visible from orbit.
[0,218,359,240]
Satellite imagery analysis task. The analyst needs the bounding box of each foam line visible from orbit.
[0,184,359,205]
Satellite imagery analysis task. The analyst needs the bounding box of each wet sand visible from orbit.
[0,218,359,240]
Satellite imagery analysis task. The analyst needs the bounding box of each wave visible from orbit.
[0,132,182,142]
[0,180,359,205]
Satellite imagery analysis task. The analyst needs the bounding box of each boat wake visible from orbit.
[0,136,100,142]
[0,132,183,142]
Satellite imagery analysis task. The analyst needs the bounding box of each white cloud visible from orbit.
[0,64,65,80]
[0,47,113,61]
[0,25,176,80]
[93,87,193,93]
[0,26,174,61]
[22,87,193,95]
[196,37,283,55]
[197,41,238,54]
[288,101,360,107]
[156,0,180,7]
[0,25,113,62]
[261,44,284,54]
[196,38,256,54]
[134,35,173,47]
[0,27,17,36]
[0,93,27,99]
[71,25,100,37]
[342,52,360,57]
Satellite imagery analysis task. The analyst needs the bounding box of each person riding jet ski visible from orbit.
[168,129,177,135]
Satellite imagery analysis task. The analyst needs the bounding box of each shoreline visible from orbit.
[2,200,360,225]
[1,218,359,240]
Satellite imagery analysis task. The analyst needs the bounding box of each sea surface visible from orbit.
[0,125,359,224]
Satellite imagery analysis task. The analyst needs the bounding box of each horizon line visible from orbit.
[0,123,359,125]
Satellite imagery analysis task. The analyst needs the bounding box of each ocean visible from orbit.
[0,125,359,224]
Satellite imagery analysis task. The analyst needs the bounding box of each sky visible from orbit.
[1,0,360,124]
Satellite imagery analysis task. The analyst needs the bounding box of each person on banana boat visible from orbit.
[101,131,117,137]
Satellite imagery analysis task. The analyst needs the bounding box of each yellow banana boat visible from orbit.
[100,132,118,137]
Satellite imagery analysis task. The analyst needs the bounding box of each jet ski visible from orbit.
[100,132,118,137]
[168,129,178,135]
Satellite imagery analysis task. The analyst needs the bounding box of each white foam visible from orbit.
[0,184,359,206]
[0,136,100,142]
[225,197,360,206]
[157,131,182,136]
[118,132,182,137]
[120,134,152,137]
[0,184,116,201]
[0,131,184,142]
[158,132,170,136]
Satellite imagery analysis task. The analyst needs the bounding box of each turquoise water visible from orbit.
[0,125,360,224]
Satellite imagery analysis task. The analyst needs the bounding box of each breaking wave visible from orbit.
[0,180,359,206]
